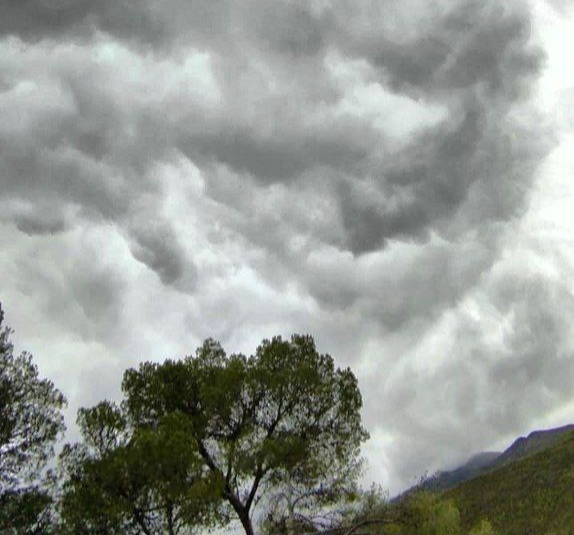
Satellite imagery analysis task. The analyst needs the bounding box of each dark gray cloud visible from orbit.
[246,2,324,58]
[128,219,197,291]
[1,0,545,255]
[7,205,68,235]
[0,0,232,50]
[206,0,545,256]
[0,0,164,45]
[0,0,565,494]
[322,1,545,252]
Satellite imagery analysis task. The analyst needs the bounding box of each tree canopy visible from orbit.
[62,334,368,535]
[60,404,222,535]
[0,304,66,534]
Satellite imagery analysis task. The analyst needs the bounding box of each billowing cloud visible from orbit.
[0,0,570,494]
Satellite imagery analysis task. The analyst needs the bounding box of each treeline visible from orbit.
[1,303,495,535]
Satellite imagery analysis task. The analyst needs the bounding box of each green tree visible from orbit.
[321,490,462,535]
[0,304,66,534]
[60,403,223,535]
[397,492,461,535]
[469,518,496,534]
[119,334,369,535]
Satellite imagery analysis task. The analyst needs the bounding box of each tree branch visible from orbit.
[133,508,153,535]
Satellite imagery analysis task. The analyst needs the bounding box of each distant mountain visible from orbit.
[461,451,501,472]
[407,424,574,495]
[409,451,501,494]
[446,428,574,535]
[493,424,574,467]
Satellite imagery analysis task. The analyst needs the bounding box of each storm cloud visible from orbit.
[1,0,571,493]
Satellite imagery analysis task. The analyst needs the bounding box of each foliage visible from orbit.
[0,488,55,535]
[391,492,460,535]
[0,304,66,534]
[119,334,369,535]
[60,404,223,535]
[323,490,461,535]
[469,518,496,534]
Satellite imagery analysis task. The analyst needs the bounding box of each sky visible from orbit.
[1,0,574,495]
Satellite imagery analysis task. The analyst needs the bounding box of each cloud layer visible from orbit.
[1,0,571,492]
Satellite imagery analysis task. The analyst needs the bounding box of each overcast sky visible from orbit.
[1,0,574,495]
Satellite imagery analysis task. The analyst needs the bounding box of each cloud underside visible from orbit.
[1,0,570,492]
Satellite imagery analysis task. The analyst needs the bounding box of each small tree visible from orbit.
[121,334,369,535]
[0,304,66,534]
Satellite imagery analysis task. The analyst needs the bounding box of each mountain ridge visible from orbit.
[404,423,574,495]
[445,428,574,535]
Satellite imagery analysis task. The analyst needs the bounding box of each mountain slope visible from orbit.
[414,424,574,494]
[413,451,501,493]
[445,430,574,535]
[493,424,574,467]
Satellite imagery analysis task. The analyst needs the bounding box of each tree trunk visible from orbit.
[237,507,255,535]
[167,502,175,535]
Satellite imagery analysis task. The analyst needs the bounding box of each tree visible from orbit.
[60,402,223,535]
[326,488,462,535]
[116,334,369,535]
[469,518,496,535]
[0,304,66,534]
[397,492,461,535]
[260,460,362,535]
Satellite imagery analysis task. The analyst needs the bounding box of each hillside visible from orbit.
[493,424,574,467]
[411,451,501,493]
[413,424,574,494]
[445,429,574,535]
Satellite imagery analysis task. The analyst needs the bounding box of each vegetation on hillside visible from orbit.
[410,425,574,496]
[446,430,574,535]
